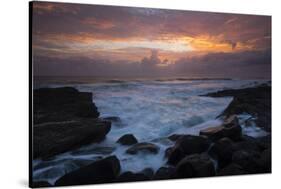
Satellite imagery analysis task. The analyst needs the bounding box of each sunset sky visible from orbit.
[32,2,271,78]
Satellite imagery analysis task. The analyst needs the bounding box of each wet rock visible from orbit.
[167,135,210,165]
[209,138,234,169]
[103,116,121,122]
[33,119,111,159]
[202,85,271,132]
[175,154,215,178]
[200,116,242,141]
[168,134,184,141]
[217,163,246,176]
[55,156,120,186]
[140,168,154,178]
[126,142,159,155]
[117,134,138,145]
[153,167,176,180]
[33,87,111,159]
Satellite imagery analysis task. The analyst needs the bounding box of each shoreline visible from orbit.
[32,83,272,187]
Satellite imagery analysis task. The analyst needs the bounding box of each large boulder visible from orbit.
[33,118,111,159]
[126,142,159,155]
[34,87,99,124]
[175,154,215,178]
[33,87,111,159]
[200,116,242,141]
[202,85,271,132]
[209,137,234,169]
[232,150,262,174]
[217,163,246,176]
[153,167,176,180]
[55,156,120,186]
[167,135,210,165]
[117,134,138,145]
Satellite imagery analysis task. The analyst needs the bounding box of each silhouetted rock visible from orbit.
[175,154,215,178]
[232,150,262,174]
[126,142,159,155]
[202,85,271,131]
[33,119,111,159]
[217,163,246,176]
[153,167,176,180]
[167,135,210,165]
[209,137,234,169]
[117,134,138,145]
[55,156,120,186]
[33,87,111,159]
[34,87,99,124]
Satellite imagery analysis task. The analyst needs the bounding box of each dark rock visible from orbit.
[55,156,120,186]
[31,181,52,188]
[116,171,150,182]
[103,116,121,122]
[153,167,176,180]
[33,87,112,159]
[202,85,271,131]
[140,168,154,178]
[33,119,111,159]
[209,138,234,169]
[126,142,159,155]
[217,163,246,176]
[175,154,215,178]
[167,135,210,165]
[232,150,262,174]
[168,134,184,141]
[200,116,242,141]
[117,134,138,145]
[256,148,271,173]
[34,87,99,124]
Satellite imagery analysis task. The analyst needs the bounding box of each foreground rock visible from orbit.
[117,134,138,145]
[202,85,271,131]
[167,135,210,165]
[33,87,111,159]
[55,156,120,186]
[126,142,159,154]
[153,167,176,180]
[175,154,215,178]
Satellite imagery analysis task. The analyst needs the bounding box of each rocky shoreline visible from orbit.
[32,85,271,187]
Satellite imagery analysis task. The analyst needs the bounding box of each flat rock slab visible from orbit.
[33,118,111,159]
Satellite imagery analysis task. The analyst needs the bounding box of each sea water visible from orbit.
[32,78,269,184]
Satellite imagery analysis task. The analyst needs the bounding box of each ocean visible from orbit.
[32,77,269,184]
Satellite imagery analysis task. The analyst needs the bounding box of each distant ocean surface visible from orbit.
[33,77,270,184]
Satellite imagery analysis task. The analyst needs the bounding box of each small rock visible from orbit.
[126,142,159,155]
[117,134,138,145]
